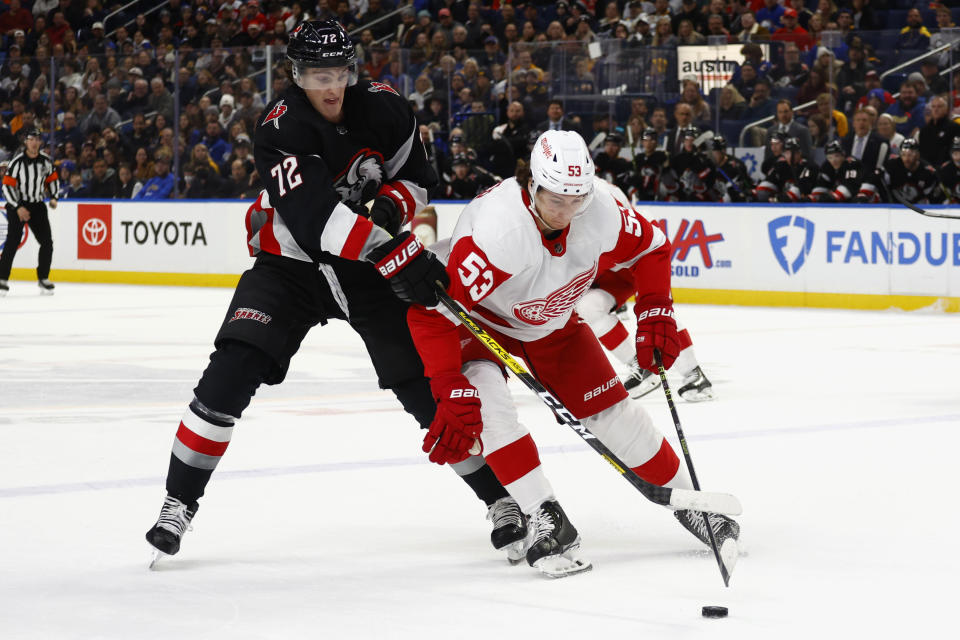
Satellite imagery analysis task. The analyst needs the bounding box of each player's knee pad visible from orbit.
[583,397,665,465]
[576,287,618,332]
[193,339,277,419]
[462,359,528,453]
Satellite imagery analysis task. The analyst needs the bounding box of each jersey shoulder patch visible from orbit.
[367,81,399,96]
[262,99,288,129]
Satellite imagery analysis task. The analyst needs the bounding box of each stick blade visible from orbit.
[669,488,742,516]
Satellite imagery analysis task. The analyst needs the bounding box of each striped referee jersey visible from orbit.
[2,151,59,205]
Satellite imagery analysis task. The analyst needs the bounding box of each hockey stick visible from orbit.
[654,351,734,587]
[877,175,960,219]
[435,288,742,517]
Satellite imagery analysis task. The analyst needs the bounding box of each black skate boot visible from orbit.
[0,280,8,296]
[146,495,198,567]
[622,357,661,399]
[38,279,55,295]
[487,496,527,564]
[674,509,740,573]
[677,366,716,402]
[525,500,591,577]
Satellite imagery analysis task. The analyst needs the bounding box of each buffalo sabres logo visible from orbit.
[334,148,385,205]
[262,100,287,129]
[368,82,399,96]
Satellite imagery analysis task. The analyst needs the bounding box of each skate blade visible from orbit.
[148,548,167,570]
[680,386,716,402]
[504,540,526,565]
[532,546,593,578]
[719,537,739,577]
[38,289,54,296]
[627,379,661,399]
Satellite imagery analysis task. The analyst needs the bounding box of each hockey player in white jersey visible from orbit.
[404,130,739,577]
[577,274,716,401]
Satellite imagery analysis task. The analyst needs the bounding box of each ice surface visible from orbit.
[1,283,958,639]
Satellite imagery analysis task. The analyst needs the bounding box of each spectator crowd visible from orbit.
[0,0,958,204]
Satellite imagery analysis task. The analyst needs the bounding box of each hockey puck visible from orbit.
[702,606,728,618]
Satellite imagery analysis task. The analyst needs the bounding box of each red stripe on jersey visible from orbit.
[484,433,542,486]
[2,175,16,186]
[677,328,693,351]
[379,180,416,225]
[599,197,655,273]
[176,422,230,457]
[258,209,282,255]
[340,216,375,260]
[446,236,512,311]
[630,438,680,486]
[598,321,629,351]
[45,172,59,184]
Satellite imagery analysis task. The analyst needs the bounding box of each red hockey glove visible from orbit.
[423,374,483,465]
[635,295,680,374]
[366,231,450,307]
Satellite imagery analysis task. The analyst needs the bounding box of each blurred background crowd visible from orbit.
[0,0,958,204]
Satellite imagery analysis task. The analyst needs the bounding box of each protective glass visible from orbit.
[292,64,356,90]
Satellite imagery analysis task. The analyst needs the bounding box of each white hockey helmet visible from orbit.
[528,130,595,209]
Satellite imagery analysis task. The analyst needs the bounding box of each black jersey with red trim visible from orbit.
[248,80,438,264]
[632,150,671,201]
[669,149,712,200]
[937,160,960,203]
[883,156,943,204]
[756,156,792,200]
[813,157,863,202]
[708,155,753,202]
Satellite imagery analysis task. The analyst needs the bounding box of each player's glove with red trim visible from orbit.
[423,374,483,465]
[366,231,450,307]
[635,295,680,373]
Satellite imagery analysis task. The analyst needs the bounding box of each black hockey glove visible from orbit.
[369,195,403,236]
[366,231,450,307]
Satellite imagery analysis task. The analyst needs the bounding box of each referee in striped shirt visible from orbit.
[0,128,59,296]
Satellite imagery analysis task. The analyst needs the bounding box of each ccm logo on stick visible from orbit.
[376,236,423,277]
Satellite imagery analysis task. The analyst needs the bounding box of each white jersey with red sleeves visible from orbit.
[438,176,667,342]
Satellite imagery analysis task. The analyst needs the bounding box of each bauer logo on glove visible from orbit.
[375,234,424,277]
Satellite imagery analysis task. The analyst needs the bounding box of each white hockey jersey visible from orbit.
[411,177,669,376]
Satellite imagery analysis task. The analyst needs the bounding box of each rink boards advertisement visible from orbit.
[2,200,959,311]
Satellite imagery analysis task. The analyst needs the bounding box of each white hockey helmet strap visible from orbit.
[528,130,595,211]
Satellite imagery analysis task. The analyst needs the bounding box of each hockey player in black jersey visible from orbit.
[631,127,674,202]
[706,136,753,202]
[885,138,945,205]
[670,126,712,201]
[444,153,497,199]
[755,132,793,201]
[145,20,520,566]
[811,140,864,203]
[937,136,960,203]
[782,137,818,202]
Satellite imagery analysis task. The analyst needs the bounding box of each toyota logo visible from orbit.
[82,217,108,246]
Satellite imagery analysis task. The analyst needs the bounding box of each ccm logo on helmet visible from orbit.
[636,307,674,321]
[449,388,479,399]
[375,235,424,277]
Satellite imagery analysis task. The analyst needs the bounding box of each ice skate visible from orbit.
[487,496,527,564]
[677,366,716,402]
[674,509,740,574]
[622,357,661,399]
[0,280,8,296]
[525,500,592,578]
[145,495,198,568]
[38,279,55,295]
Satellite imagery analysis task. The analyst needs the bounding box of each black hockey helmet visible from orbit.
[900,137,919,152]
[641,126,657,140]
[604,133,624,146]
[286,19,358,88]
[825,139,844,156]
[952,136,960,151]
[784,137,800,152]
[682,125,700,140]
[769,131,786,145]
[451,153,471,167]
[20,127,41,140]
[710,135,727,151]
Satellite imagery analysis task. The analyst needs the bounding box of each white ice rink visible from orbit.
[1,282,958,639]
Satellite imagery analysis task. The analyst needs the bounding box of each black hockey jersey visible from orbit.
[787,159,818,202]
[444,169,497,199]
[883,156,943,204]
[247,80,438,264]
[670,149,712,201]
[755,155,792,200]
[632,150,672,201]
[937,160,960,203]
[813,157,863,202]
[708,156,753,202]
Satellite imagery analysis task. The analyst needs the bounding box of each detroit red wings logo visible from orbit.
[262,100,287,129]
[368,82,399,96]
[512,265,597,325]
